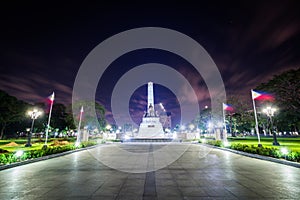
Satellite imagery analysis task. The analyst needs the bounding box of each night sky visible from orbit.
[1,1,300,126]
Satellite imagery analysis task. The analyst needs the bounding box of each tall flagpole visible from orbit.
[251,89,262,147]
[222,103,228,142]
[76,106,83,144]
[44,92,54,147]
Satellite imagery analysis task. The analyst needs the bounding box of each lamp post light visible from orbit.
[262,106,279,146]
[25,108,42,147]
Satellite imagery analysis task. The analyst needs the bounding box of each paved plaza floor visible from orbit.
[0,143,299,199]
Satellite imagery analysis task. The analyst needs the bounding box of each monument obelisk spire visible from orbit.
[147,82,154,114]
[137,81,164,138]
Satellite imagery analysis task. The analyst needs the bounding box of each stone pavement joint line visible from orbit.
[143,144,157,199]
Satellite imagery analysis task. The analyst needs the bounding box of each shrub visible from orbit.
[206,140,222,147]
[198,140,300,163]
[0,154,8,164]
[244,146,257,154]
[0,153,17,164]
[80,141,97,148]
[286,151,300,162]
[269,148,281,158]
[0,141,95,165]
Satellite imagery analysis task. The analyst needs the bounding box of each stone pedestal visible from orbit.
[138,117,165,138]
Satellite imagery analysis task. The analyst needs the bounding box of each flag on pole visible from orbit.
[44,92,54,146]
[223,103,234,111]
[47,92,55,103]
[251,90,262,146]
[251,90,274,101]
[77,106,84,144]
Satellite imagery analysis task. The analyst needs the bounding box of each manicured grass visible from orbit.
[1,143,45,152]
[228,136,300,152]
[0,138,75,152]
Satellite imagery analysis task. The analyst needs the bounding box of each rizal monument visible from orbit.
[137,82,166,138]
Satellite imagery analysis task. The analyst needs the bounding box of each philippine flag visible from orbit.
[251,90,274,101]
[47,92,55,103]
[223,103,234,111]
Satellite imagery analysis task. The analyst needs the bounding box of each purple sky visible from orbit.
[1,1,300,126]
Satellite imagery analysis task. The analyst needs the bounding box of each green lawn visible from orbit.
[228,136,300,152]
[0,138,75,152]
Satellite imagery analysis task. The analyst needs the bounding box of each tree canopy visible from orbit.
[70,100,106,132]
[0,90,106,138]
[256,68,300,132]
[0,90,28,138]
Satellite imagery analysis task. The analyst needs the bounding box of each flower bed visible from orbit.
[0,140,99,165]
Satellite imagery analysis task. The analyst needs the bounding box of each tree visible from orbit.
[51,103,68,131]
[227,96,254,135]
[0,91,28,139]
[256,68,300,132]
[194,107,212,132]
[69,101,106,133]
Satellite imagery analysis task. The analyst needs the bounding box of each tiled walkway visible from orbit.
[0,143,299,199]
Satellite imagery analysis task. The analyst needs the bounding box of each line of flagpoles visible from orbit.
[43,89,270,147]
[222,89,273,146]
[43,92,83,147]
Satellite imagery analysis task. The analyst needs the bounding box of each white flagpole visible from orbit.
[44,92,54,147]
[76,106,83,144]
[222,103,228,142]
[251,89,261,146]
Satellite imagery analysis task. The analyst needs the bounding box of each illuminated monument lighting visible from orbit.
[137,82,165,138]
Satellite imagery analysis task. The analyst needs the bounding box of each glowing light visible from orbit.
[27,108,42,119]
[262,106,277,116]
[15,150,23,157]
[223,141,230,147]
[180,125,186,131]
[105,124,111,130]
[281,148,288,155]
[124,135,130,140]
[188,124,195,130]
[173,133,177,139]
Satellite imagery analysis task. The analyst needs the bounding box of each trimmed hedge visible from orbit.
[229,143,282,158]
[80,141,97,148]
[0,140,101,165]
[206,140,223,147]
[203,140,300,163]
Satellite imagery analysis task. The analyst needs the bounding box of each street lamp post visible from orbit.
[262,106,279,146]
[25,109,42,147]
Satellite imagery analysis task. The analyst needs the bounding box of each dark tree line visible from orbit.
[0,90,106,139]
[256,68,300,132]
[0,91,28,139]
[192,68,300,134]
